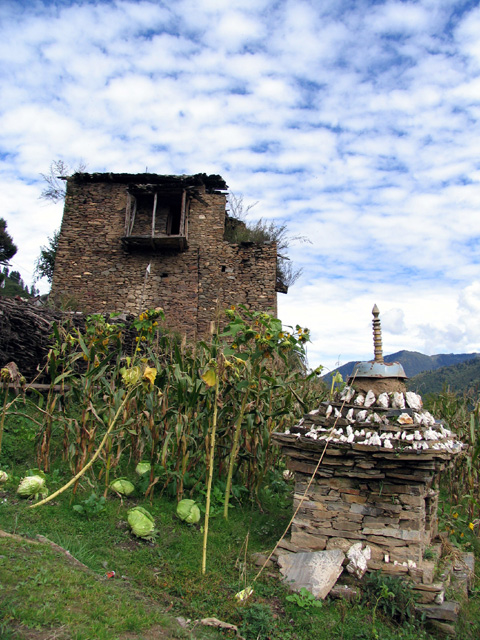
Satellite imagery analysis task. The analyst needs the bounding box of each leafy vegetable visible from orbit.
[176,499,201,524]
[135,462,151,476]
[0,470,8,484]
[109,478,135,496]
[127,506,155,539]
[17,474,48,500]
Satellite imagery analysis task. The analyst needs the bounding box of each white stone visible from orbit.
[369,433,382,447]
[421,411,435,426]
[406,391,423,411]
[398,413,413,425]
[346,543,371,579]
[377,392,389,408]
[392,392,405,409]
[325,405,333,418]
[346,408,355,422]
[364,390,376,407]
[354,394,365,406]
[340,386,355,402]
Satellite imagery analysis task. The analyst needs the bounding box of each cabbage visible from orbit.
[127,506,155,539]
[0,470,8,484]
[135,462,151,476]
[176,499,201,524]
[109,478,135,496]
[17,474,48,499]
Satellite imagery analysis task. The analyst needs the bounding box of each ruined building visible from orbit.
[51,173,281,338]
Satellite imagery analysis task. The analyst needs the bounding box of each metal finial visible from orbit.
[372,304,383,363]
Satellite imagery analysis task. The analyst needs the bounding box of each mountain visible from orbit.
[323,350,479,384]
[408,356,480,396]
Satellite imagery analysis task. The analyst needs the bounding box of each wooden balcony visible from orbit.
[121,234,188,252]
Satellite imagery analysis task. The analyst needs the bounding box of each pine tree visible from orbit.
[0,218,17,266]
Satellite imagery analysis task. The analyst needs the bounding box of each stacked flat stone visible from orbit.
[272,385,464,587]
[284,386,463,455]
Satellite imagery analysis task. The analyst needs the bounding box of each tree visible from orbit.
[34,230,59,284]
[40,159,86,203]
[0,218,17,266]
[224,193,309,291]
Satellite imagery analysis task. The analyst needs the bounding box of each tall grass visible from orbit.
[426,390,480,524]
[1,306,326,507]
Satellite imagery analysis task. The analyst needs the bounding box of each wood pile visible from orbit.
[0,297,136,382]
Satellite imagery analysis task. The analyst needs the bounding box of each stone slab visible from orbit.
[277,550,345,600]
[416,601,460,622]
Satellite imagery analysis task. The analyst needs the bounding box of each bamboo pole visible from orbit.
[30,387,136,509]
[202,372,219,574]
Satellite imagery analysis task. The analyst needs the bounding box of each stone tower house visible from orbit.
[50,172,280,338]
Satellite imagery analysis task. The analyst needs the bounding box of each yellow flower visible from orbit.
[460,532,464,538]
[453,512,458,519]
[143,367,157,386]
[469,522,474,531]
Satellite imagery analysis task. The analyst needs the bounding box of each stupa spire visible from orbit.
[372,304,383,363]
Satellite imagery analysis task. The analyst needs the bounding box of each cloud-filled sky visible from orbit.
[1,0,480,372]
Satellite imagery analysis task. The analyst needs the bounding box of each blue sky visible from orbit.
[1,0,480,372]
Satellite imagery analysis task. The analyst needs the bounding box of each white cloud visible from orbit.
[1,0,480,371]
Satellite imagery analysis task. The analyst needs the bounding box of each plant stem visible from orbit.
[202,372,219,574]
[224,389,249,520]
[0,385,9,458]
[30,387,135,509]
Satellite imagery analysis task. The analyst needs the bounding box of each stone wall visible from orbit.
[51,174,278,339]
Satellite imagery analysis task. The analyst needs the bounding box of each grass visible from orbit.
[1,402,480,639]
[1,474,474,640]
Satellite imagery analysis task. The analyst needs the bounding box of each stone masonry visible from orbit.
[51,173,279,338]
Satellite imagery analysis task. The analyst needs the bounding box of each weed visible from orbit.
[239,603,274,639]
[72,492,107,519]
[286,587,322,611]
[362,573,417,625]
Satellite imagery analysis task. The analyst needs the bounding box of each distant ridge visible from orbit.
[408,356,480,396]
[323,350,479,384]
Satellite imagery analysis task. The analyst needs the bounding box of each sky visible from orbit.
[1,0,480,373]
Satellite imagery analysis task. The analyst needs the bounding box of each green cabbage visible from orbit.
[17,474,48,499]
[0,470,8,484]
[135,462,151,476]
[109,478,135,496]
[176,499,201,524]
[127,506,155,539]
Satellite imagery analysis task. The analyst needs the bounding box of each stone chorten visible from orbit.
[273,305,464,594]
